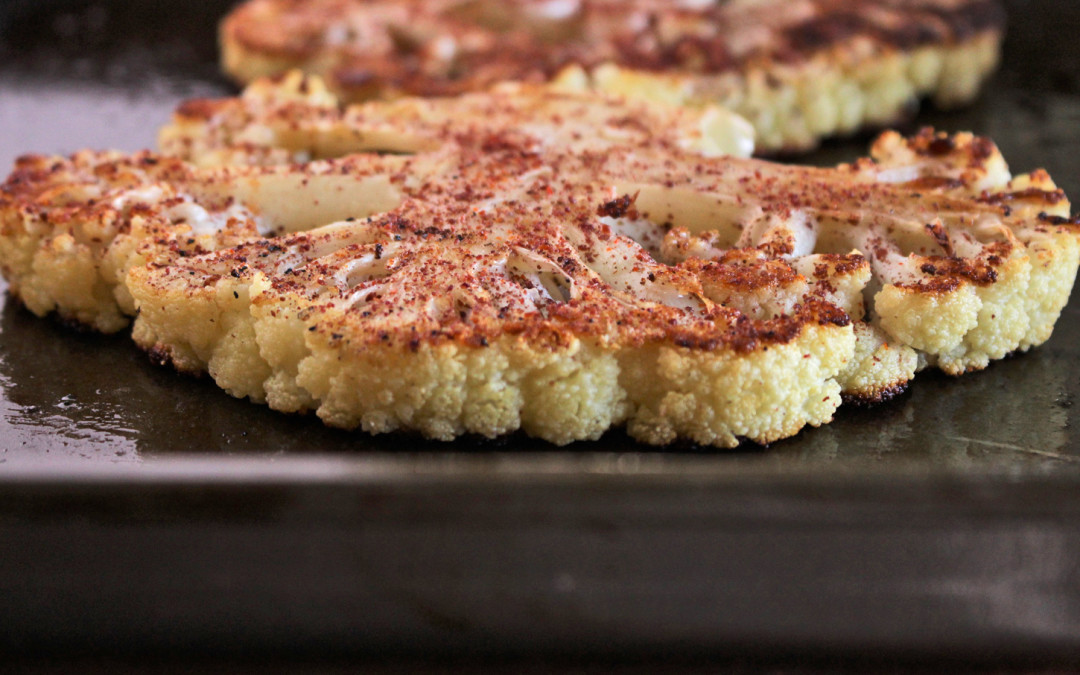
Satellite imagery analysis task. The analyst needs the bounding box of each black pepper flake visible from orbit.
[597,192,638,219]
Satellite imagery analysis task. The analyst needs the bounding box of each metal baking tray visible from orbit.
[2,0,1080,664]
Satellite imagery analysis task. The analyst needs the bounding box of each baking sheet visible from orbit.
[3,0,1080,663]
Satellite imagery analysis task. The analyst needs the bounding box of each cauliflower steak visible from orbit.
[1,76,1077,447]
[219,0,1005,152]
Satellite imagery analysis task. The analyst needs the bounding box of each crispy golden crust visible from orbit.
[2,78,1077,446]
[219,0,1005,151]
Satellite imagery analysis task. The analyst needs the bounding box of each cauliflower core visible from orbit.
[2,76,1078,447]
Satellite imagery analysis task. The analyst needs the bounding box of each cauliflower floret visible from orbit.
[875,283,981,356]
[622,323,853,447]
[836,322,918,401]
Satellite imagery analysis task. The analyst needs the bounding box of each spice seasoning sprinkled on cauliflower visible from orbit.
[1,75,1076,447]
[219,0,1005,153]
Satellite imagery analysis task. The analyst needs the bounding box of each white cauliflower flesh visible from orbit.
[2,77,1077,448]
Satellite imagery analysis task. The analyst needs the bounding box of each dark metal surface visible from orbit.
[2,0,1080,664]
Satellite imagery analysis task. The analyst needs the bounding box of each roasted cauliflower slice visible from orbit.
[2,79,1077,447]
[160,69,757,166]
[219,0,1004,153]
